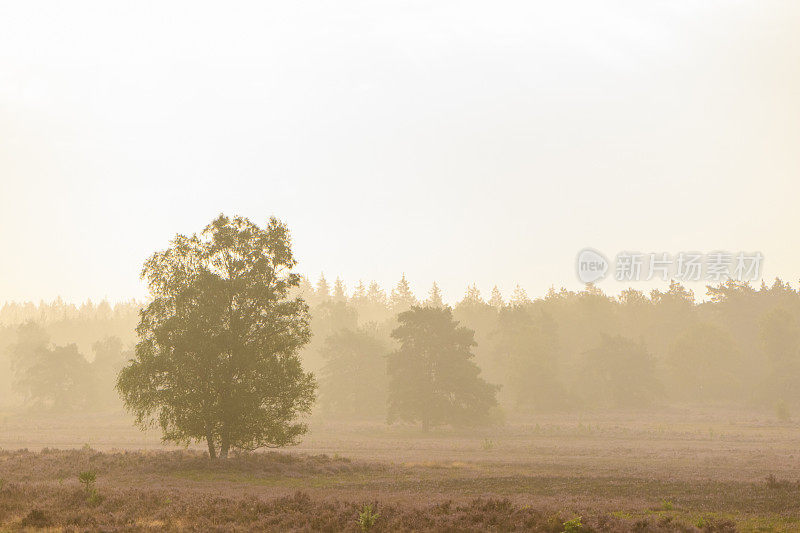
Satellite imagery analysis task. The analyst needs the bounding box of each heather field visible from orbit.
[0,408,798,531]
[4,0,800,530]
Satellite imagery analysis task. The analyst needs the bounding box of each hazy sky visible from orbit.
[2,1,799,304]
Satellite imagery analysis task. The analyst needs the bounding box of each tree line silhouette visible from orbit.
[302,275,800,418]
[3,274,800,418]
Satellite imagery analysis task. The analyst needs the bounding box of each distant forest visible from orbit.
[2,276,800,418]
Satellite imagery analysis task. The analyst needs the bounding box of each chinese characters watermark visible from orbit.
[576,249,763,283]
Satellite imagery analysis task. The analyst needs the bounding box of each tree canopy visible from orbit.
[9,322,94,411]
[387,306,498,430]
[117,215,315,459]
[8,275,800,416]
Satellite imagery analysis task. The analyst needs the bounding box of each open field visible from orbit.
[0,408,798,531]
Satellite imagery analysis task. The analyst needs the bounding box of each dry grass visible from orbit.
[0,450,739,532]
[0,407,797,531]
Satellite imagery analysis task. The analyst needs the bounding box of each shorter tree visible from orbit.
[318,328,388,418]
[387,306,498,430]
[10,322,95,411]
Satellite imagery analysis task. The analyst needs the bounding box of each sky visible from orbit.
[1,1,800,305]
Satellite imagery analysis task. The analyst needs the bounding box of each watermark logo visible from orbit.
[576,249,763,283]
[576,248,609,283]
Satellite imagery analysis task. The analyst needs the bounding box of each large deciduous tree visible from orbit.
[117,215,316,459]
[387,306,498,431]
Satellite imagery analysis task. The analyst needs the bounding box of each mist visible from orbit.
[3,1,800,531]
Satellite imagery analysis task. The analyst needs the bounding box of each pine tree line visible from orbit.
[4,276,800,418]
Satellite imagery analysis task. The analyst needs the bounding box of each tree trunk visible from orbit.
[206,427,217,460]
[219,417,230,459]
[219,439,230,460]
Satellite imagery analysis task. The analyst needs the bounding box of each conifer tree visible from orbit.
[488,286,505,309]
[387,306,498,430]
[391,274,417,313]
[426,282,444,308]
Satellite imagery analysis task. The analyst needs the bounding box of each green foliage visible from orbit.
[86,488,102,505]
[387,306,499,430]
[117,215,316,459]
[78,471,96,492]
[356,503,380,531]
[562,515,583,532]
[79,469,102,505]
[481,438,494,451]
[660,499,674,511]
